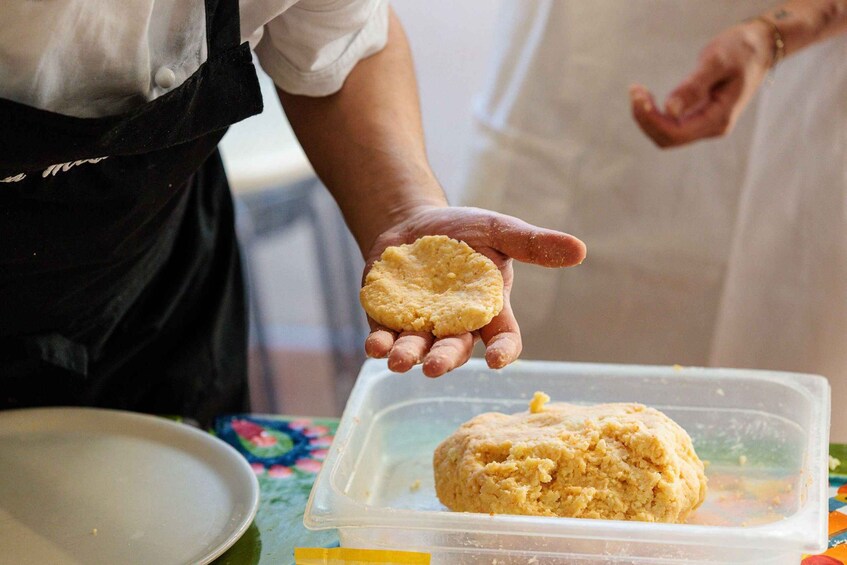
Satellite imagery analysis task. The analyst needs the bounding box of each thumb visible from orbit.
[479,211,587,268]
[665,54,727,120]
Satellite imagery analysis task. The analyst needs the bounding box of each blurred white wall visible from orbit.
[392,0,503,202]
[223,1,502,201]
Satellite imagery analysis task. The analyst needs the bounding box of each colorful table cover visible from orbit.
[210,415,847,565]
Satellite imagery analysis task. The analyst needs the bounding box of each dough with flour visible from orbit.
[360,235,504,337]
[433,399,707,523]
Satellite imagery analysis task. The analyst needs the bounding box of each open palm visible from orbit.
[362,205,586,377]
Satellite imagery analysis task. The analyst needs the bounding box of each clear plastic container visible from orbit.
[305,360,831,564]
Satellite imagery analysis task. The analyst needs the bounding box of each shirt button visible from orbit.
[154,67,176,89]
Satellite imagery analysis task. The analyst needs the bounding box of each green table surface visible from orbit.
[208,414,847,565]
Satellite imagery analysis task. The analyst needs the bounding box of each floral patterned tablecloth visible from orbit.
[209,415,847,565]
[212,415,339,565]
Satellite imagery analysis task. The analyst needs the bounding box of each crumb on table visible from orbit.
[738,455,748,466]
[410,479,421,492]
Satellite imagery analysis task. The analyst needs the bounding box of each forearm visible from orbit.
[757,0,847,58]
[277,8,446,254]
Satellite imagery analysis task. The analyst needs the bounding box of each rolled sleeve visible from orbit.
[255,0,389,96]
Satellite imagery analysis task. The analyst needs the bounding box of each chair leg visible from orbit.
[234,198,278,413]
[306,186,362,413]
[335,209,369,367]
[329,204,369,410]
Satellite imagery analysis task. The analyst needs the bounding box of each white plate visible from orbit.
[0,407,259,565]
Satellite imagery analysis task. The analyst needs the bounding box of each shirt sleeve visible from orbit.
[254,0,389,96]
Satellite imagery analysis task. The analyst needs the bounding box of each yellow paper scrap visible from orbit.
[295,548,431,565]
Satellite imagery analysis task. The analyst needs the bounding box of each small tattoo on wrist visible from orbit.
[774,9,790,20]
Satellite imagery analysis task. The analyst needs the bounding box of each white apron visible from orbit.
[463,0,847,440]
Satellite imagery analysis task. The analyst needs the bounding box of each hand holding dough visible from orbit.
[434,398,707,523]
[360,235,504,338]
[361,207,586,376]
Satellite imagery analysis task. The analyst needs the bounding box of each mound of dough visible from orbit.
[433,398,707,523]
[360,235,504,337]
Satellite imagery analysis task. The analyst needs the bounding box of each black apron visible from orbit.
[0,0,263,426]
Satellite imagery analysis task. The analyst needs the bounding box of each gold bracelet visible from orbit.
[753,16,786,68]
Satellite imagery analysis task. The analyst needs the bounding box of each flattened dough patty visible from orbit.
[360,235,504,337]
[434,400,707,523]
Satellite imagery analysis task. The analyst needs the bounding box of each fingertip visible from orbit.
[629,86,654,113]
[364,342,384,359]
[365,330,394,358]
[387,332,434,372]
[632,100,651,119]
[485,348,509,370]
[388,348,421,373]
[423,345,463,377]
[422,355,448,378]
[628,83,646,97]
[666,96,683,119]
[567,236,588,267]
[387,351,410,372]
[485,335,522,369]
[540,232,587,268]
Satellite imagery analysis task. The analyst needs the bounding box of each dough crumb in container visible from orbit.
[360,235,504,337]
[434,399,707,523]
[528,391,550,414]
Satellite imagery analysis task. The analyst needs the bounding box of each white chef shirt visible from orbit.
[0,0,389,118]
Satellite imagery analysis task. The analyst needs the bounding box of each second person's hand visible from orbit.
[629,19,774,148]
